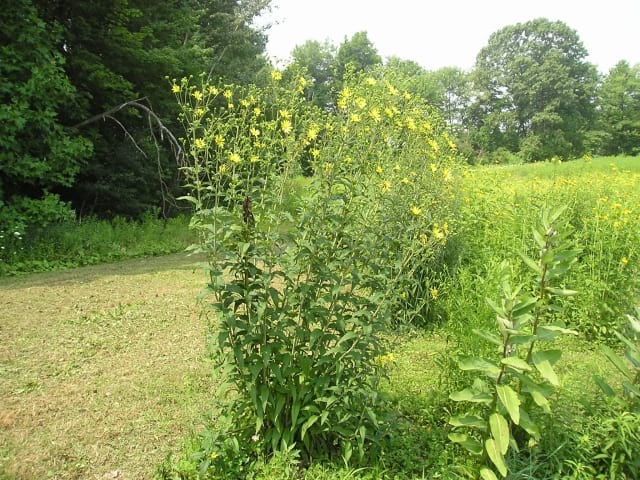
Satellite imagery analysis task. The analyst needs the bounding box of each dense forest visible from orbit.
[1,1,639,231]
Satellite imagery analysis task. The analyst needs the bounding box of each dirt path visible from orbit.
[0,254,215,479]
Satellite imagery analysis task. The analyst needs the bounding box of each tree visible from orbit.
[472,18,597,161]
[595,61,640,155]
[288,39,337,109]
[335,31,382,80]
[0,0,92,229]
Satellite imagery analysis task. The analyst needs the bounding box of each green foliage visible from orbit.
[335,31,382,81]
[448,207,580,478]
[471,18,598,161]
[596,306,640,407]
[592,60,640,156]
[0,213,194,276]
[174,66,459,474]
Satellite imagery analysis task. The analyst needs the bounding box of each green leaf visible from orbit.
[531,351,560,386]
[449,415,487,429]
[448,433,483,455]
[501,357,532,372]
[473,329,503,347]
[594,375,616,397]
[531,349,562,366]
[458,357,501,377]
[449,388,493,404]
[485,438,507,477]
[518,252,541,274]
[490,412,510,455]
[480,467,499,480]
[300,414,319,440]
[519,407,540,440]
[496,385,520,424]
[544,287,578,296]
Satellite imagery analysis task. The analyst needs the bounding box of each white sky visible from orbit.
[259,0,640,73]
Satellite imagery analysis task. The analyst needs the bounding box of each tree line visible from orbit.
[1,4,639,233]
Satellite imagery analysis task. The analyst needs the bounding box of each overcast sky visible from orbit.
[259,0,640,73]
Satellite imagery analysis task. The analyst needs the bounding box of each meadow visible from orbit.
[1,67,639,479]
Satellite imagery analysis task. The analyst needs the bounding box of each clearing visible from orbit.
[0,254,214,480]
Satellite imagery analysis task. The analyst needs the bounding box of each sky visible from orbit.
[258,0,640,73]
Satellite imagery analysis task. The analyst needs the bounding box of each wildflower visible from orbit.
[369,107,381,122]
[401,177,410,184]
[210,451,219,460]
[410,206,422,216]
[280,119,292,134]
[323,162,333,173]
[406,117,416,130]
[194,107,205,117]
[250,127,260,137]
[343,156,352,164]
[207,86,219,95]
[271,70,282,81]
[279,109,291,120]
[403,91,412,100]
[432,224,445,240]
[297,76,308,93]
[229,152,242,164]
[355,97,367,109]
[428,139,440,153]
[251,434,260,442]
[250,155,260,163]
[214,135,225,148]
[375,165,383,174]
[621,256,629,266]
[171,84,180,93]
[613,221,621,229]
[227,102,234,109]
[430,287,439,300]
[365,77,377,86]
[381,180,391,193]
[253,107,261,116]
[419,233,428,245]
[219,164,228,174]
[240,99,250,108]
[192,90,203,101]
[430,163,438,173]
[310,148,320,158]
[223,89,233,99]
[442,168,452,182]
[350,113,361,123]
[306,124,320,141]
[194,138,206,150]
[384,107,395,118]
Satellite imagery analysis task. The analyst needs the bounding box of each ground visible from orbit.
[0,254,214,480]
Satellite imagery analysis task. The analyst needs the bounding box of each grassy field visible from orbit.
[0,254,214,479]
[1,156,638,479]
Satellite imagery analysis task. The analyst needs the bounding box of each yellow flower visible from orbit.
[365,77,377,86]
[428,139,440,153]
[207,86,219,95]
[375,165,383,174]
[419,233,428,245]
[355,97,367,109]
[194,108,204,117]
[323,162,333,173]
[192,90,203,101]
[403,91,412,100]
[349,113,361,123]
[406,117,417,130]
[219,164,228,174]
[223,89,233,99]
[250,127,260,137]
[250,155,260,163]
[430,163,438,173]
[381,180,391,193]
[240,99,250,108]
[279,109,291,120]
[194,138,206,150]
[430,287,439,300]
[310,148,320,158]
[280,119,292,134]
[369,107,381,123]
[410,206,422,216]
[214,135,225,148]
[384,107,395,118]
[432,224,445,240]
[621,256,629,265]
[613,221,621,229]
[343,156,352,164]
[442,168,452,182]
[306,124,320,141]
[401,177,410,184]
[271,70,282,81]
[210,451,219,460]
[229,152,242,164]
[227,103,234,109]
[171,84,180,93]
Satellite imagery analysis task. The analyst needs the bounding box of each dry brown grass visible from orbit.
[0,254,215,479]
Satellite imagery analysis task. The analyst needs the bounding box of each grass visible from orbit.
[0,253,213,479]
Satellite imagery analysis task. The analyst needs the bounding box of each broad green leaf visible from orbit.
[300,414,319,440]
[480,467,499,480]
[485,438,507,477]
[545,287,578,296]
[496,385,520,425]
[531,349,562,366]
[489,413,510,455]
[473,329,503,346]
[512,296,538,317]
[449,415,487,429]
[458,357,501,377]
[519,407,541,440]
[529,390,550,413]
[538,325,578,336]
[594,375,616,397]
[518,252,541,274]
[501,357,532,372]
[448,433,483,455]
[532,359,559,386]
[508,334,535,345]
[450,388,493,404]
